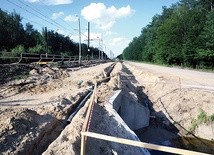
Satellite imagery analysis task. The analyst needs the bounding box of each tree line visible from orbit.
[0,9,103,59]
[123,0,214,69]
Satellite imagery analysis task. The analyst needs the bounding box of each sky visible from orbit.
[1,0,180,57]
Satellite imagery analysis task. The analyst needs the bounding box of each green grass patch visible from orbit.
[197,109,209,124]
[189,109,214,132]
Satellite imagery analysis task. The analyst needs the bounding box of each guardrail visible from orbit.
[0,52,102,64]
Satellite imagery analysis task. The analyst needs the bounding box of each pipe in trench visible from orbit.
[67,90,92,123]
[67,63,116,123]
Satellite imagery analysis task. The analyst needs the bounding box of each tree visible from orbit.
[24,23,42,49]
[196,10,214,67]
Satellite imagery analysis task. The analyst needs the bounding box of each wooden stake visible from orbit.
[179,77,181,91]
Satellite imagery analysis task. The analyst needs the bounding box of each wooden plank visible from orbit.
[81,132,211,155]
[81,83,97,132]
[80,83,97,155]
[80,134,86,155]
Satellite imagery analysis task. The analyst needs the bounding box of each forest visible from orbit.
[0,9,102,60]
[122,0,214,69]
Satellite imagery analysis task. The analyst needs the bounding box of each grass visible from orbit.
[189,118,198,132]
[189,109,214,132]
[197,109,208,124]
[210,114,214,122]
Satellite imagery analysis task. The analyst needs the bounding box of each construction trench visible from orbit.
[40,62,151,155]
[0,62,214,155]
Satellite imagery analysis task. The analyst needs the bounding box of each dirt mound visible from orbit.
[0,66,70,97]
[0,108,55,155]
[0,64,31,85]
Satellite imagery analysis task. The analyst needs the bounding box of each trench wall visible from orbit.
[109,90,150,131]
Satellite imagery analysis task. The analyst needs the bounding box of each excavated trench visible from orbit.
[29,63,117,155]
[120,63,214,155]
[105,63,214,155]
[5,62,213,155]
[16,90,93,155]
[38,62,214,154]
[39,64,116,154]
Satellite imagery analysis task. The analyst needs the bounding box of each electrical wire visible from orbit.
[7,0,89,42]
[38,0,78,35]
[22,17,44,28]
[36,0,89,39]
[17,0,76,35]
[6,0,59,29]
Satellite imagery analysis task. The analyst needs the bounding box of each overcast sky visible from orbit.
[2,0,179,57]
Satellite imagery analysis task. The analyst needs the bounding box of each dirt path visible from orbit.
[127,61,214,91]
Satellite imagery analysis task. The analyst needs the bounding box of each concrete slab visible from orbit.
[109,90,150,130]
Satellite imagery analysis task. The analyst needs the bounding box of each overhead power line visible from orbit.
[38,0,78,35]
[6,0,89,43]
[17,0,76,35]
[6,0,77,36]
[36,0,88,39]
[6,0,59,29]
[22,16,43,27]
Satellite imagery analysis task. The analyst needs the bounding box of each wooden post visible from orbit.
[117,73,120,88]
[179,77,181,91]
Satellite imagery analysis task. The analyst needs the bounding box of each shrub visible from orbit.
[28,44,45,53]
[11,45,25,56]
[197,109,208,124]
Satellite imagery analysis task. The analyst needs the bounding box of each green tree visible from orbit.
[196,10,214,67]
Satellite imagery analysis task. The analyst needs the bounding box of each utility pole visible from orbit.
[100,34,103,60]
[45,27,48,56]
[87,22,92,59]
[78,16,81,65]
[87,22,90,49]
[104,45,106,60]
[97,35,103,60]
[101,36,103,60]
[98,38,100,60]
